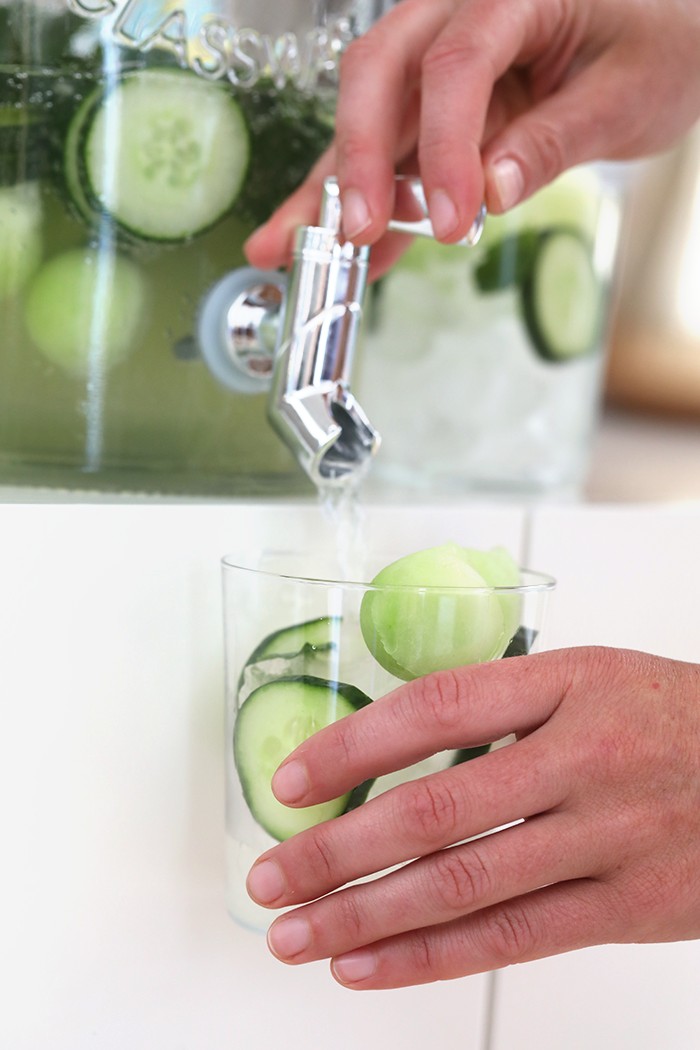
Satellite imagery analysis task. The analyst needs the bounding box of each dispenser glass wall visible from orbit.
[357,166,622,498]
[0,0,382,495]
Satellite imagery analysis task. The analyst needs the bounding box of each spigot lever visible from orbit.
[266,217,375,487]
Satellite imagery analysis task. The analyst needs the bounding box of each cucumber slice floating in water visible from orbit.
[81,68,249,241]
[63,84,104,227]
[234,675,373,841]
[521,228,603,362]
[473,230,541,292]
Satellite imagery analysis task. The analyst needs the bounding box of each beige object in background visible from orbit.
[606,123,700,415]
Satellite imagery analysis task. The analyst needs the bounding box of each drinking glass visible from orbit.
[222,547,555,930]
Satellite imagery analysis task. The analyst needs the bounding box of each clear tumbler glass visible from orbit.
[222,546,555,930]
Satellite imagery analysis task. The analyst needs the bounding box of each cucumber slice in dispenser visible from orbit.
[520,228,603,362]
[76,68,249,242]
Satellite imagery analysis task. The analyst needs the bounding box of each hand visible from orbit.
[245,0,700,278]
[246,647,700,989]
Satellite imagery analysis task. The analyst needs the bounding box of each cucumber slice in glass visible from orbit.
[234,675,373,841]
[237,616,342,700]
[82,69,249,242]
[247,616,341,664]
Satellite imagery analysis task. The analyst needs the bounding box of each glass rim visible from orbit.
[221,554,556,595]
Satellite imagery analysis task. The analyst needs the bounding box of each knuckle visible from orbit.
[328,715,361,769]
[480,903,538,966]
[431,846,493,913]
[422,39,485,85]
[402,775,461,847]
[404,927,435,978]
[521,119,569,187]
[332,889,366,942]
[414,670,465,734]
[335,128,372,171]
[299,824,338,884]
[339,34,381,78]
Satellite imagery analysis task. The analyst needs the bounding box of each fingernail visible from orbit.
[272,760,308,804]
[342,188,371,240]
[267,916,312,960]
[489,157,524,211]
[428,189,458,240]
[331,948,377,985]
[247,860,285,905]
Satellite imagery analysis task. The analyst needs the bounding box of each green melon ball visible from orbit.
[24,248,145,375]
[360,542,522,680]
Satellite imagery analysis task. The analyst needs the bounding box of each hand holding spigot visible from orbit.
[198,177,486,488]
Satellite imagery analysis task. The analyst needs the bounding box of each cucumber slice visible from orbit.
[451,744,492,766]
[63,84,104,227]
[234,675,373,841]
[502,625,538,659]
[81,69,249,241]
[247,616,341,664]
[521,228,603,362]
[473,230,541,292]
[237,616,341,700]
[0,182,43,300]
[24,248,146,375]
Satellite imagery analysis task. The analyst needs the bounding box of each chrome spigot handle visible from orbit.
[321,175,487,246]
[385,175,487,245]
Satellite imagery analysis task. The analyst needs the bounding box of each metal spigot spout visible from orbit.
[266,201,379,488]
[266,175,485,486]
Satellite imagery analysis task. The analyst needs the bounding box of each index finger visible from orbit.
[333,0,454,241]
[271,648,575,808]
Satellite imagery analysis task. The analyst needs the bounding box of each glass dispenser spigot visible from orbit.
[198,177,486,487]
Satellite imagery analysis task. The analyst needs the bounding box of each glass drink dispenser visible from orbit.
[0,0,386,495]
